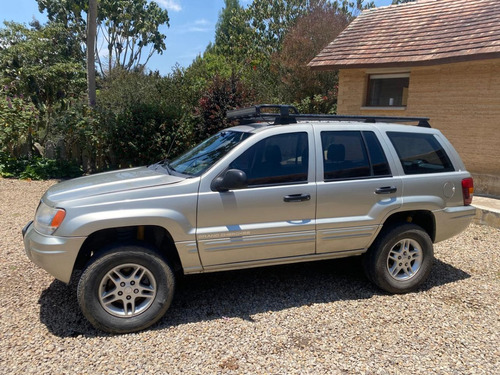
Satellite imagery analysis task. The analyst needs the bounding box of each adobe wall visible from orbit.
[337,59,500,197]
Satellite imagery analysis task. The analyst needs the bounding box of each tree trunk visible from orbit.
[87,0,98,108]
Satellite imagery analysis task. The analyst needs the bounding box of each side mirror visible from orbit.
[211,169,248,192]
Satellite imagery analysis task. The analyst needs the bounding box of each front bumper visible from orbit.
[22,221,86,283]
[22,221,32,238]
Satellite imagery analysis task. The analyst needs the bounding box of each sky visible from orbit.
[1,0,393,76]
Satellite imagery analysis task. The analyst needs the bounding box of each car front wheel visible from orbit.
[363,223,434,294]
[77,244,175,334]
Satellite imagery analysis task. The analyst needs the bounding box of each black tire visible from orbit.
[77,244,175,334]
[363,223,434,294]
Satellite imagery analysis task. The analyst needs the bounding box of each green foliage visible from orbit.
[0,84,39,156]
[0,152,82,179]
[193,74,254,143]
[96,69,184,168]
[99,0,169,73]
[214,0,252,59]
[49,99,109,172]
[294,94,337,114]
[209,0,375,109]
[36,0,88,30]
[392,0,415,4]
[181,52,235,106]
[0,22,85,99]
[215,0,374,64]
[245,0,310,56]
[19,158,82,180]
[0,21,86,152]
[274,4,349,103]
[0,0,381,180]
[37,0,170,75]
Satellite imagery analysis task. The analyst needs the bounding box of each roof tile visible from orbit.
[309,0,500,69]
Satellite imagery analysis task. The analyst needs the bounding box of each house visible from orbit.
[308,0,500,197]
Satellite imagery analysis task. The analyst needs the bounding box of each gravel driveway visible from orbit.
[1,178,499,374]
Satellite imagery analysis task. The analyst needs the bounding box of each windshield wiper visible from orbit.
[148,159,175,175]
[161,159,176,173]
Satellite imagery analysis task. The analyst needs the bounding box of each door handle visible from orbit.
[375,186,397,194]
[284,194,311,202]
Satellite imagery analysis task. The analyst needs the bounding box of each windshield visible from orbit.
[169,131,252,176]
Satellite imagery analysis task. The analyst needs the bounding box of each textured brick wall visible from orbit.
[337,59,500,196]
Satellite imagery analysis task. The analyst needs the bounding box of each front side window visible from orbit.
[387,132,455,174]
[366,73,409,107]
[321,131,391,180]
[230,132,308,186]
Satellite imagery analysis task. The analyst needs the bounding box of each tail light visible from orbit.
[461,178,474,206]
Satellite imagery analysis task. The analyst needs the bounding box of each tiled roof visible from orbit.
[308,0,500,69]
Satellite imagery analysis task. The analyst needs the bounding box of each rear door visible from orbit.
[315,128,402,254]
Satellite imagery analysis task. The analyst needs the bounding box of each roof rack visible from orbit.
[227,104,431,128]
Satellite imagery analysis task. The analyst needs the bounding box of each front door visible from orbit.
[197,129,316,267]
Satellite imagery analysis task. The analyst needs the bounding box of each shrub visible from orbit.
[193,74,254,143]
[294,93,337,115]
[0,84,39,157]
[0,152,82,180]
[97,69,184,168]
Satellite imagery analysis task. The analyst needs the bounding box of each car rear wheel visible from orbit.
[363,223,434,294]
[77,244,175,334]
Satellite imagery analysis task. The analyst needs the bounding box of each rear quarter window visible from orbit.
[387,132,455,175]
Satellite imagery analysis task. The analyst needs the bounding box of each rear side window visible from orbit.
[321,131,391,180]
[387,132,455,175]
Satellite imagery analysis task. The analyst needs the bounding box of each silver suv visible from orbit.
[22,105,476,333]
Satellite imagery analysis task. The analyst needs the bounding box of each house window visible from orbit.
[366,73,409,107]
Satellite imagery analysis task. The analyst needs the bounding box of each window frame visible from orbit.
[228,131,310,188]
[365,73,410,108]
[387,132,456,175]
[320,130,392,182]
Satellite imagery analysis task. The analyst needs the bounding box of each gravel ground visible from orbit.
[1,177,499,374]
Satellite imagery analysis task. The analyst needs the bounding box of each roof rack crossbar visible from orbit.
[227,104,300,125]
[227,105,431,127]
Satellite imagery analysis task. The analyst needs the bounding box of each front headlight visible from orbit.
[34,201,66,235]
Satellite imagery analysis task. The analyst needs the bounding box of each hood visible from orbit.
[44,166,185,204]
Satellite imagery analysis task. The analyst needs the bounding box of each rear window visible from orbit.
[387,132,454,175]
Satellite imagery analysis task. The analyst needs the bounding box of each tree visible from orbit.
[0,22,86,153]
[194,74,254,143]
[244,0,309,57]
[213,0,253,60]
[240,0,374,57]
[210,0,375,73]
[392,0,415,4]
[36,0,170,75]
[87,0,97,107]
[275,3,350,104]
[96,69,183,167]
[0,84,39,157]
[36,0,87,31]
[207,0,375,106]
[98,0,169,73]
